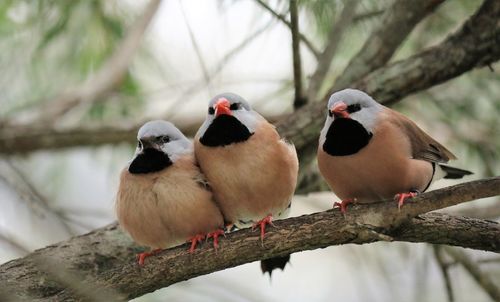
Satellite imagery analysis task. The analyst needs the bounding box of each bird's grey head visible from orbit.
[320,89,382,145]
[197,92,260,139]
[135,120,192,162]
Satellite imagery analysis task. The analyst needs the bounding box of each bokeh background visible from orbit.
[0,0,499,301]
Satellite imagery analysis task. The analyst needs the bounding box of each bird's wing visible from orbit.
[389,109,456,163]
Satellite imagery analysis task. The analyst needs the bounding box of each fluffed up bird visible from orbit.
[116,120,224,265]
[317,89,472,213]
[194,93,299,275]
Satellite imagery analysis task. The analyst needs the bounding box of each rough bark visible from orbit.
[1,0,498,155]
[0,177,499,301]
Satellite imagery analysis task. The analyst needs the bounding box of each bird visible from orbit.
[194,92,299,275]
[116,120,224,265]
[317,88,472,213]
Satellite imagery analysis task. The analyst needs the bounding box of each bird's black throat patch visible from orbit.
[199,115,253,147]
[323,118,373,156]
[128,148,172,174]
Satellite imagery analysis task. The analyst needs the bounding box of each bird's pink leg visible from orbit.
[206,229,225,250]
[333,198,355,214]
[394,191,418,209]
[187,234,205,253]
[252,214,275,243]
[136,248,161,266]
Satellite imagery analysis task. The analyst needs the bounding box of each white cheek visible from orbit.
[196,115,215,138]
[233,110,260,133]
[350,107,380,133]
[161,140,192,162]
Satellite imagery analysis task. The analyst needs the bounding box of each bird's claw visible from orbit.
[206,229,225,250]
[252,214,275,244]
[394,191,418,210]
[187,234,205,253]
[333,198,355,215]
[136,248,161,266]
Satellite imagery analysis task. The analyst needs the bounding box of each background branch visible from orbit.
[306,0,359,103]
[332,0,446,91]
[6,0,162,127]
[0,178,498,301]
[443,247,500,301]
[289,0,305,109]
[254,0,320,58]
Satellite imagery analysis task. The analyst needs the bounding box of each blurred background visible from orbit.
[0,0,499,301]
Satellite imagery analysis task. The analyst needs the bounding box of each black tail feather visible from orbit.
[440,164,473,179]
[261,255,291,276]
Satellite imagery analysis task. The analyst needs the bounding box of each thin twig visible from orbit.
[179,0,213,97]
[307,0,359,103]
[290,0,305,109]
[444,247,500,301]
[254,0,320,58]
[433,245,455,302]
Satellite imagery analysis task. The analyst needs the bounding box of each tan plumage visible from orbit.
[115,120,223,259]
[195,120,298,225]
[318,89,471,204]
[116,153,223,248]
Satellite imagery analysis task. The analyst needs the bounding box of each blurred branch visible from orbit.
[352,9,385,23]
[306,0,359,103]
[443,247,500,301]
[254,0,320,58]
[179,0,212,96]
[0,160,74,235]
[441,199,500,220]
[0,232,30,255]
[332,0,446,91]
[6,0,162,127]
[433,246,454,302]
[0,178,499,301]
[289,0,305,109]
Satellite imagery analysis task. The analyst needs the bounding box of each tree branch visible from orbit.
[7,0,162,127]
[443,247,500,301]
[254,0,320,58]
[332,0,446,91]
[289,0,305,109]
[1,178,499,301]
[433,246,455,302]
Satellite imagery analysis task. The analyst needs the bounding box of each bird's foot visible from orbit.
[394,190,419,210]
[136,248,161,266]
[333,198,356,215]
[206,229,225,250]
[187,234,205,253]
[252,214,275,244]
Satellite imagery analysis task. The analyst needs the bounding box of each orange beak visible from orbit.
[330,101,349,119]
[214,98,232,117]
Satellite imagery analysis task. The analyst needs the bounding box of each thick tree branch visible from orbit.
[1,0,498,155]
[7,0,162,127]
[332,0,446,91]
[0,178,499,301]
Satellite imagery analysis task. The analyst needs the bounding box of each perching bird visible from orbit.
[317,88,472,212]
[194,93,299,275]
[116,120,224,265]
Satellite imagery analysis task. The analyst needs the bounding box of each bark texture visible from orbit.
[0,177,498,301]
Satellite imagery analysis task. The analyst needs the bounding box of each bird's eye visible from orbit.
[158,136,170,143]
[328,110,333,117]
[229,103,241,110]
[208,107,215,115]
[347,104,361,113]
[137,140,143,149]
